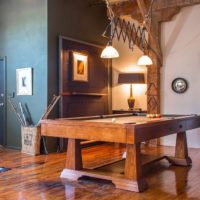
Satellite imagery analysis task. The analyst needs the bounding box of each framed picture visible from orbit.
[16,68,33,96]
[73,52,88,82]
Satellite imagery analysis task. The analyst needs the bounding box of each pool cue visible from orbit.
[37,95,60,126]
[19,102,27,126]
[24,103,33,125]
[8,99,24,126]
[38,95,57,121]
[45,95,57,114]
[42,95,61,119]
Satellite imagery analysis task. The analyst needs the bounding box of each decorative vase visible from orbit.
[128,97,135,110]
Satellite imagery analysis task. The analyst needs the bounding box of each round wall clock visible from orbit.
[172,78,188,93]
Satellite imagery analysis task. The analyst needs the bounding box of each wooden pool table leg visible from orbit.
[60,139,83,180]
[113,143,148,192]
[167,131,192,166]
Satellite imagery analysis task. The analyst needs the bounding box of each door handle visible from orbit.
[0,103,4,107]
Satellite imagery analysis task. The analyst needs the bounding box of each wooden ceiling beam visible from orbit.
[156,7,181,22]
[111,1,140,17]
[130,14,143,23]
[153,0,200,11]
[111,0,200,18]
[135,0,148,20]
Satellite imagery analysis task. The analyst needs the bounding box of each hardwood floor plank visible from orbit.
[0,144,200,199]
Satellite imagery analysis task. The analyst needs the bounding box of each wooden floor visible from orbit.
[0,143,200,200]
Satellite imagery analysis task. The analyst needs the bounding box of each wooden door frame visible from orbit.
[0,56,7,146]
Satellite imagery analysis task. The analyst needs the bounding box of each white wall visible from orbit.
[161,5,200,148]
[112,19,147,110]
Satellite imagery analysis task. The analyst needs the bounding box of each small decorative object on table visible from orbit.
[146,114,161,118]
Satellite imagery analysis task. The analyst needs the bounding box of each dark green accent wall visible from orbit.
[0,0,48,149]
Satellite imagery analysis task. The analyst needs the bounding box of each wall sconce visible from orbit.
[118,73,145,110]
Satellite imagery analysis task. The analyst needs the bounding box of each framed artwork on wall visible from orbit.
[72,52,88,82]
[16,67,33,96]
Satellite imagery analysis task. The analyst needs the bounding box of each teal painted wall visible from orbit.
[0,0,48,149]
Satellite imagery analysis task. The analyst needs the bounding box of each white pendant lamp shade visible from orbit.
[137,55,153,65]
[100,45,119,59]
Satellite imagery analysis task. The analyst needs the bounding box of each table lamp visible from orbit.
[118,73,145,110]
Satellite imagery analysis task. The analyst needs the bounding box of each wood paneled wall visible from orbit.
[59,36,110,118]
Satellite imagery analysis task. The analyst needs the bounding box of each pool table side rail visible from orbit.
[41,120,131,144]
[134,116,200,143]
[40,115,200,144]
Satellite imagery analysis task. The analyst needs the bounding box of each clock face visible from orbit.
[172,78,188,93]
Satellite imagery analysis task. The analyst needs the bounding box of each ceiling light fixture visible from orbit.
[137,55,153,65]
[137,0,154,66]
[137,27,153,65]
[101,0,119,59]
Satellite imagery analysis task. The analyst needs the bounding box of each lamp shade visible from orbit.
[118,73,145,84]
[100,45,119,59]
[137,55,153,65]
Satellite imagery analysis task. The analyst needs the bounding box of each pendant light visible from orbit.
[137,0,154,66]
[101,41,119,59]
[101,0,119,59]
[137,55,153,65]
[137,27,153,66]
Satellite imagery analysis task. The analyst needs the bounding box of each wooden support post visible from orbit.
[125,144,142,179]
[167,132,192,166]
[61,139,83,180]
[147,16,161,115]
[113,143,148,192]
[65,139,83,170]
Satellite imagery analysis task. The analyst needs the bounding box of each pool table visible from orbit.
[41,113,200,192]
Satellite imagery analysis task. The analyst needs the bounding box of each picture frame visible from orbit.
[16,68,33,96]
[72,51,88,82]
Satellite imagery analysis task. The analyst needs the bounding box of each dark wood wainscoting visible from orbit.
[62,95,108,117]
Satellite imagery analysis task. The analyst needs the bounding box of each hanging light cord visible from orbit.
[105,0,114,20]
[143,0,154,32]
[141,0,155,54]
[102,0,115,44]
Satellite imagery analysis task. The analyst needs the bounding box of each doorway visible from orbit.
[0,57,6,146]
